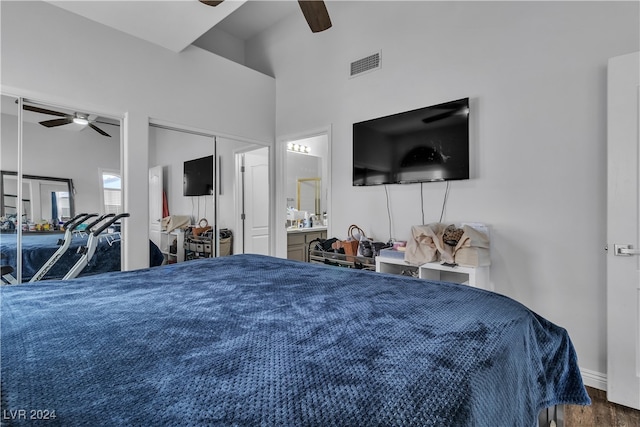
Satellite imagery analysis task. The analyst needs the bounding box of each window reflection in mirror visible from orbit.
[100,170,122,214]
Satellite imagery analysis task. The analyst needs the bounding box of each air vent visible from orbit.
[350,51,381,78]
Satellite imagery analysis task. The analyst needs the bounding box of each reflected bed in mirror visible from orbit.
[0,171,75,231]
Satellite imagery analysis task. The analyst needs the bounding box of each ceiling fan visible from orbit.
[200,0,332,33]
[22,104,112,137]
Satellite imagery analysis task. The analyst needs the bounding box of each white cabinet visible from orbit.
[159,229,184,264]
[418,262,490,290]
[375,256,420,277]
[375,255,491,291]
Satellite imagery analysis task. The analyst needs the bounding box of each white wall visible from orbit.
[247,1,639,381]
[1,1,275,270]
[1,113,120,216]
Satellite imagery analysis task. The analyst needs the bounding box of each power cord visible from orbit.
[439,181,451,223]
[384,184,392,241]
[420,182,425,224]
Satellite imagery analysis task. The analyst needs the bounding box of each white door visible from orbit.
[149,165,163,249]
[607,51,640,410]
[243,148,270,255]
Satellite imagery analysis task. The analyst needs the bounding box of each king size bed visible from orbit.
[0,254,590,426]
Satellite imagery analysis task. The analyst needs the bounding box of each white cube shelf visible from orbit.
[375,255,491,291]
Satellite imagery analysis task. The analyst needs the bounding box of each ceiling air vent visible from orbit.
[350,51,381,78]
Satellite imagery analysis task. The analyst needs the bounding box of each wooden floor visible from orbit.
[564,387,640,426]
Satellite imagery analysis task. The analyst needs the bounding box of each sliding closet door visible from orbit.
[148,124,215,263]
[0,95,20,283]
[149,126,271,260]
[20,100,121,282]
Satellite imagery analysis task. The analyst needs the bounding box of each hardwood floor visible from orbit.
[564,387,640,426]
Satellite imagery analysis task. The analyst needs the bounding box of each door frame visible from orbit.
[275,126,332,259]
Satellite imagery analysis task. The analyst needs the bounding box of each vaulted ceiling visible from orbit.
[45,1,299,52]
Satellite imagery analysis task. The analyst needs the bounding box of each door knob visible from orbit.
[614,244,640,256]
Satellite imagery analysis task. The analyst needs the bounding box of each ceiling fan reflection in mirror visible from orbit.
[22,104,112,138]
[200,0,332,33]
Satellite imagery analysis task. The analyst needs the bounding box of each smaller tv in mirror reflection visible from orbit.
[353,98,469,186]
[183,155,214,196]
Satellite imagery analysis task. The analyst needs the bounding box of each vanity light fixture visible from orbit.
[287,143,311,154]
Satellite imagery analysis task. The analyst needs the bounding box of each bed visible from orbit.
[0,254,590,426]
[0,232,164,281]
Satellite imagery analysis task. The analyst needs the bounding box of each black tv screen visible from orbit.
[353,98,469,186]
[183,155,214,196]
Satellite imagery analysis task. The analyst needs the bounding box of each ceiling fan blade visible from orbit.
[89,123,111,137]
[199,0,224,6]
[298,1,332,33]
[23,104,69,118]
[39,117,74,128]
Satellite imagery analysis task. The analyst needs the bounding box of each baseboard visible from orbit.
[580,367,607,391]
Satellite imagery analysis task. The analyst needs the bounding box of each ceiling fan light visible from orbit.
[73,117,89,126]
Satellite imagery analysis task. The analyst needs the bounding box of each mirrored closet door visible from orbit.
[0,95,19,284]
[0,95,122,283]
[149,123,270,263]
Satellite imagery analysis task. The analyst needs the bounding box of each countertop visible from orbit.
[286,225,327,234]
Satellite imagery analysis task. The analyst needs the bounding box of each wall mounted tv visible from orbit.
[183,155,214,196]
[353,98,469,186]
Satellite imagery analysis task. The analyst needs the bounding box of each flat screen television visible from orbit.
[353,98,469,186]
[183,155,214,196]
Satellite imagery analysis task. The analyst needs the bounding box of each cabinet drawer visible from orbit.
[287,233,305,246]
[305,231,326,243]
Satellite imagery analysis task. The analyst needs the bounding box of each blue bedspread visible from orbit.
[0,232,164,281]
[0,254,589,426]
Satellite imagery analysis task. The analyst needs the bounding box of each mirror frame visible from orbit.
[0,171,75,220]
[297,177,321,215]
